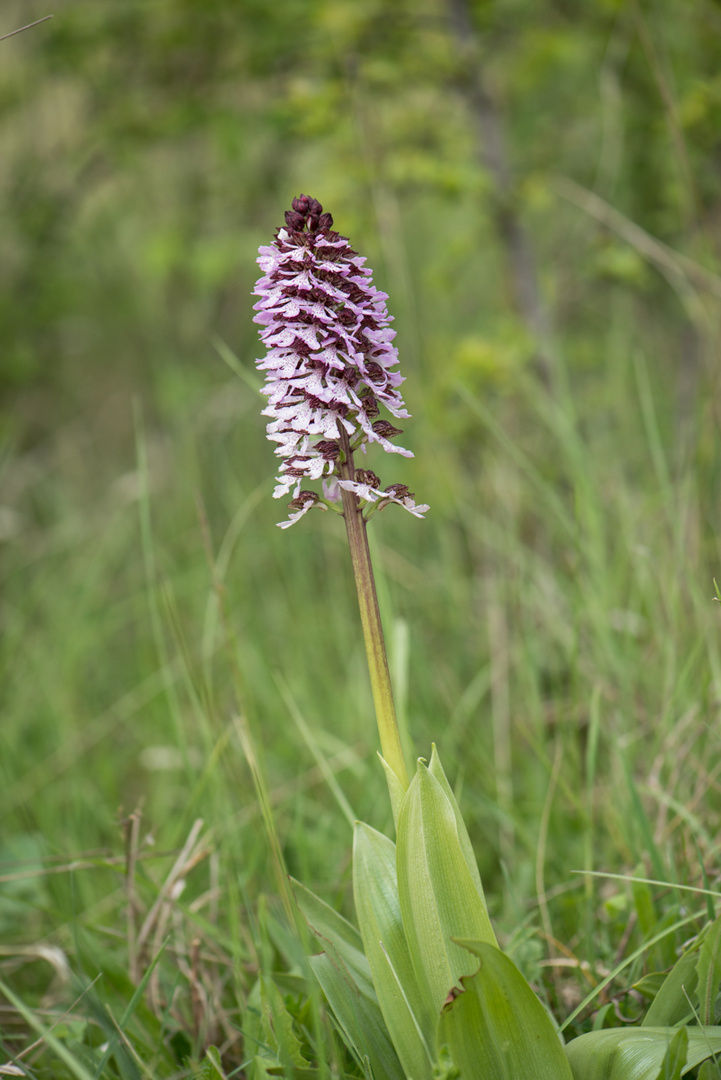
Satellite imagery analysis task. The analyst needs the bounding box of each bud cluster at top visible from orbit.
[253,195,428,528]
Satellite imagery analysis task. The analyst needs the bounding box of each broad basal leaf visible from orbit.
[397,760,497,1016]
[291,878,374,999]
[438,939,573,1080]
[309,952,405,1080]
[428,744,488,905]
[291,878,405,1080]
[353,821,434,1080]
[564,1027,721,1080]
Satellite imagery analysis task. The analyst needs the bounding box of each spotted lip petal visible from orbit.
[253,195,428,527]
[337,480,430,519]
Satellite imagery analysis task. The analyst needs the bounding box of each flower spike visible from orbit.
[253,195,428,527]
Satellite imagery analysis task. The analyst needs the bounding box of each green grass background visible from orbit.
[2,0,721,1074]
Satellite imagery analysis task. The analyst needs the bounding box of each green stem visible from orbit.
[338,431,409,791]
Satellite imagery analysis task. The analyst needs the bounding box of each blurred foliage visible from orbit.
[2,0,721,439]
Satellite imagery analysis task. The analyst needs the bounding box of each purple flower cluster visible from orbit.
[253,195,428,528]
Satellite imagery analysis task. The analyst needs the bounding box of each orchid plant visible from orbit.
[250,196,721,1080]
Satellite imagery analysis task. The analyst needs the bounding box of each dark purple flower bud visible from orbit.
[372,420,404,439]
[356,469,382,488]
[288,490,319,510]
[383,483,415,500]
[284,210,305,231]
[292,195,311,214]
[359,389,380,418]
[314,440,341,461]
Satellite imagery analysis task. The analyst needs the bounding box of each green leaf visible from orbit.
[592,1003,616,1030]
[632,868,658,940]
[379,753,406,833]
[653,1028,687,1080]
[698,914,721,1025]
[564,1027,721,1080]
[635,973,669,1002]
[437,939,573,1079]
[309,952,405,1080]
[698,1059,721,1079]
[260,975,310,1068]
[643,949,698,1027]
[252,1056,275,1080]
[194,1046,227,1079]
[291,878,375,999]
[272,971,310,997]
[353,821,435,1080]
[291,877,404,1080]
[428,744,488,905]
[396,760,497,1016]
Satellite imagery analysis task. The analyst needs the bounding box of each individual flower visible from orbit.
[253,194,429,527]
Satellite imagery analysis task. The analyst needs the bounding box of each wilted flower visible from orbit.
[253,195,428,528]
